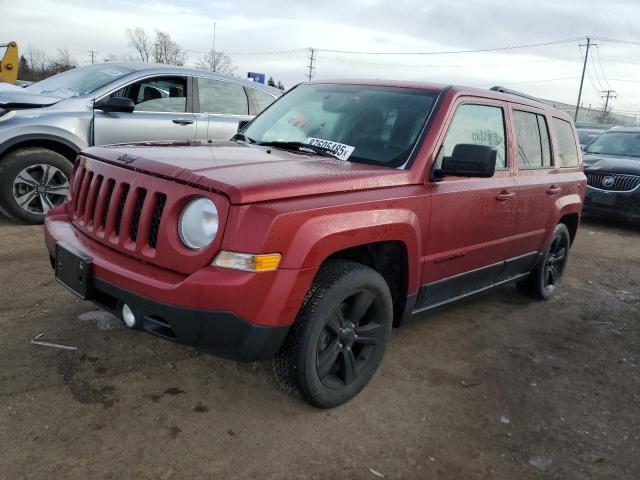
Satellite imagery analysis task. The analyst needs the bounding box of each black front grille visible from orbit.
[130,189,147,241]
[586,172,640,192]
[148,194,166,249]
[71,164,169,252]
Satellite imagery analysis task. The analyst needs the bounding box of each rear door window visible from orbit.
[197,78,248,115]
[440,104,507,169]
[553,118,579,167]
[513,110,552,169]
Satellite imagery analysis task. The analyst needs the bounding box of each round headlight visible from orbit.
[178,197,219,250]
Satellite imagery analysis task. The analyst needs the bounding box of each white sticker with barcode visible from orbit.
[304,137,355,161]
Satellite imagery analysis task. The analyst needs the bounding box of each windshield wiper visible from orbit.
[255,141,340,160]
[231,132,256,144]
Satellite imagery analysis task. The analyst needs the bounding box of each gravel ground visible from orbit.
[0,214,638,479]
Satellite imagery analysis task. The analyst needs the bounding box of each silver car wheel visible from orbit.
[12,164,70,215]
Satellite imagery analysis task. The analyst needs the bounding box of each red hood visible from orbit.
[83,141,414,204]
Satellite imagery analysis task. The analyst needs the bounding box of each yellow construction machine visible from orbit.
[0,41,19,84]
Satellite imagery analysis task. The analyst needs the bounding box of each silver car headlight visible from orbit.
[178,197,219,250]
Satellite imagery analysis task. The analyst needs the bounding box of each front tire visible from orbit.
[0,148,72,224]
[274,260,393,408]
[517,223,571,300]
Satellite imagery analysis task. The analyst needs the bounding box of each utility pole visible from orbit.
[212,22,216,72]
[307,48,316,82]
[600,89,617,122]
[575,37,594,122]
[88,50,96,64]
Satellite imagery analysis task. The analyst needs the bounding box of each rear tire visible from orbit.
[0,148,72,224]
[273,260,393,408]
[517,223,571,300]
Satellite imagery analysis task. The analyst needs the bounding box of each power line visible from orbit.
[184,47,308,56]
[505,76,579,84]
[320,56,574,69]
[590,46,640,111]
[315,37,583,56]
[594,37,640,46]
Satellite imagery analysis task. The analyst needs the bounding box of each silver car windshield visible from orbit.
[243,83,437,167]
[25,65,135,99]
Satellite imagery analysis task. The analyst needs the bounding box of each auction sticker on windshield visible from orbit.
[305,137,355,161]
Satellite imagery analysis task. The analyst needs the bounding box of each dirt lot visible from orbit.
[0,214,638,480]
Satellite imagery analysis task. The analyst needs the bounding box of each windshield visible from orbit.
[585,131,640,158]
[243,83,437,167]
[577,130,602,145]
[26,64,135,99]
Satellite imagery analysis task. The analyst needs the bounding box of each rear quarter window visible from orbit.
[247,88,277,115]
[553,118,579,167]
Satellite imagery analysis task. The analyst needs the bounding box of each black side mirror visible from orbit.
[94,96,135,113]
[432,144,497,180]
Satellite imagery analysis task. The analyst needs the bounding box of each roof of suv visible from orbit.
[608,126,640,133]
[306,79,573,122]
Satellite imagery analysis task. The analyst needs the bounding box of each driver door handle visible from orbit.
[172,119,194,125]
[495,190,516,202]
[546,185,561,195]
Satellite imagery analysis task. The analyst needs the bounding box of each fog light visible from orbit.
[122,304,136,328]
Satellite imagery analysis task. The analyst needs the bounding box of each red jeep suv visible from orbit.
[44,81,585,408]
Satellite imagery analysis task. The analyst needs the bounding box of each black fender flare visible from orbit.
[0,133,82,161]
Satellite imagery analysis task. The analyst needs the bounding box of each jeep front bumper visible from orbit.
[44,207,317,361]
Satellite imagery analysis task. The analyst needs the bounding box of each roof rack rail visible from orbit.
[490,86,540,102]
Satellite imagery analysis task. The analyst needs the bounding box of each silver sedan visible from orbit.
[0,63,281,223]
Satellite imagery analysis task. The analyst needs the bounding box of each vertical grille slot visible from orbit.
[148,194,166,249]
[71,167,86,212]
[84,175,103,225]
[98,180,116,230]
[75,171,93,218]
[130,189,147,242]
[114,184,130,236]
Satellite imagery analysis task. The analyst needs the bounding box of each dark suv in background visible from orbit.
[583,127,640,223]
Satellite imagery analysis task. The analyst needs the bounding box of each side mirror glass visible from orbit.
[95,96,135,113]
[432,144,497,180]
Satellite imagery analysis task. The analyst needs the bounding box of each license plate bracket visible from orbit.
[55,242,92,299]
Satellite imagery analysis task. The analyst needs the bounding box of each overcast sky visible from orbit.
[3,0,640,115]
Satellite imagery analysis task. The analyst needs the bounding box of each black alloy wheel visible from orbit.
[517,223,571,300]
[274,260,393,408]
[316,289,386,390]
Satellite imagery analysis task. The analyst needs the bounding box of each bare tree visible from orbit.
[194,48,235,74]
[153,30,187,66]
[103,53,138,62]
[48,48,77,73]
[126,27,152,62]
[25,45,47,76]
